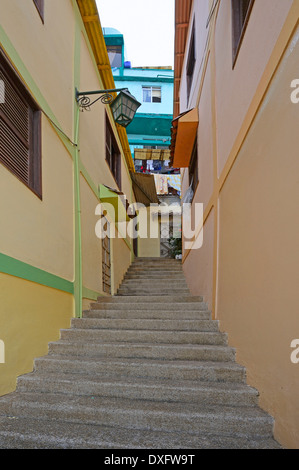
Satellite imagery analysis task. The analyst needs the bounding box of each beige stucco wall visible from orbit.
[214,0,293,176]
[0,117,74,280]
[78,32,134,297]
[179,0,299,448]
[0,0,75,136]
[0,1,135,395]
[0,0,79,396]
[79,32,134,199]
[137,207,161,258]
[183,209,214,309]
[217,31,299,448]
[179,0,210,113]
[111,236,132,293]
[80,175,102,294]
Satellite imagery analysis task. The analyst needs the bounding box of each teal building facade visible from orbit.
[103,28,174,173]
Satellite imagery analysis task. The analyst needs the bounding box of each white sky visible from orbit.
[96,0,175,68]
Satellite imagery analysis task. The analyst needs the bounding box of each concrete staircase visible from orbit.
[0,258,281,449]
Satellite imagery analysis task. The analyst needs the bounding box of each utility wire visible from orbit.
[42,109,78,147]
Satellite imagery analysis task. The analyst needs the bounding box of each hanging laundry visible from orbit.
[153,174,168,195]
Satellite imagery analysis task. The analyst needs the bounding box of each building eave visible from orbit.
[173,0,193,119]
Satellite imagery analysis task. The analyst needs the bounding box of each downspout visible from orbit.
[73,3,82,319]
[73,106,82,318]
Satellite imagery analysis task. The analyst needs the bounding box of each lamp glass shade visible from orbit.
[111,90,141,127]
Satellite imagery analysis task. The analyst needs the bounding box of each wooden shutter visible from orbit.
[105,114,122,190]
[102,220,111,294]
[0,67,30,186]
[0,50,42,197]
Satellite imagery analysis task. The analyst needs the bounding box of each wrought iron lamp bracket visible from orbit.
[75,87,129,111]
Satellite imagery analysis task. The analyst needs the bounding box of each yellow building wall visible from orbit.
[0,273,73,396]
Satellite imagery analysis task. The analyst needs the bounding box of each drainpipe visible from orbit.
[73,106,83,318]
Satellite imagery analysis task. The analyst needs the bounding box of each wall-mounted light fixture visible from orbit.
[75,88,141,128]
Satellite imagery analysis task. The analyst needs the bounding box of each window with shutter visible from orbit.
[0,49,42,198]
[186,20,196,103]
[189,138,199,199]
[33,0,45,23]
[231,0,254,66]
[105,115,121,190]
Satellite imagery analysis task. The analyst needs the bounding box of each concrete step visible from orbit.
[134,257,181,260]
[119,284,188,291]
[59,328,227,346]
[120,279,187,286]
[17,373,259,407]
[72,318,218,332]
[123,277,186,282]
[131,264,182,267]
[83,309,212,320]
[0,393,274,439]
[95,295,203,303]
[127,267,183,272]
[130,264,182,269]
[0,416,281,449]
[48,341,236,362]
[124,270,186,280]
[117,290,190,296]
[91,302,207,311]
[34,356,246,383]
[132,260,181,265]
[126,272,184,277]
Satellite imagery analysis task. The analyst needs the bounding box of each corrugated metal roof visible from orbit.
[76,0,135,173]
[130,172,159,206]
[134,148,171,161]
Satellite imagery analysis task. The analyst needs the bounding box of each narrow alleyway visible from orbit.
[0,258,280,449]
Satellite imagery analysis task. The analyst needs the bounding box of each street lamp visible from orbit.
[75,87,141,128]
